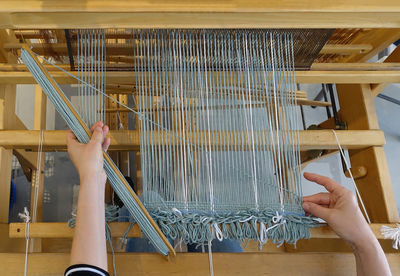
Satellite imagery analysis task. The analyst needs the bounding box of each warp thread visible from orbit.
[18,207,31,276]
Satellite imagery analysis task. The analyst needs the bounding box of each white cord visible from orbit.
[332,130,371,224]
[18,207,31,276]
[381,224,400,250]
[208,239,214,276]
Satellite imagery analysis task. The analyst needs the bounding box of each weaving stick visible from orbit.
[21,44,176,256]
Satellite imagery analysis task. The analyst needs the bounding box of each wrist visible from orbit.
[349,230,378,253]
[79,171,107,187]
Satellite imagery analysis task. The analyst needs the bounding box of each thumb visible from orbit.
[90,127,104,144]
[303,202,330,221]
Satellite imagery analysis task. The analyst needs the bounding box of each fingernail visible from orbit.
[95,127,102,132]
[302,202,309,210]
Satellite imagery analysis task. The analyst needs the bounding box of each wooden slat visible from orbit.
[371,45,400,97]
[9,221,396,240]
[339,29,400,63]
[4,62,400,72]
[2,42,374,56]
[316,44,373,55]
[0,84,15,223]
[29,85,47,252]
[311,62,400,71]
[336,83,399,223]
[9,222,141,239]
[1,70,400,84]
[0,129,386,151]
[1,252,400,276]
[2,1,400,28]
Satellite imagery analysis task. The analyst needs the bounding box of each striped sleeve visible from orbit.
[65,264,110,276]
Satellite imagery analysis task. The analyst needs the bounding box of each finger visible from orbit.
[102,124,109,137]
[91,126,104,144]
[66,130,80,146]
[303,193,331,205]
[90,121,104,133]
[303,172,343,194]
[102,137,111,151]
[302,202,331,221]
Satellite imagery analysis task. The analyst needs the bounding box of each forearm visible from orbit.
[70,174,108,271]
[352,234,391,276]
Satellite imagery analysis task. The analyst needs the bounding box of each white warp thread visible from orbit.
[18,207,31,276]
[331,130,371,224]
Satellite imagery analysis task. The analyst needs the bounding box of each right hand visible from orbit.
[302,172,374,249]
[66,121,111,184]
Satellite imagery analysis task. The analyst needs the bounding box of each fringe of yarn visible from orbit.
[68,205,320,249]
[150,208,319,246]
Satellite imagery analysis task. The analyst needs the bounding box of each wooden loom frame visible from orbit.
[0,1,400,275]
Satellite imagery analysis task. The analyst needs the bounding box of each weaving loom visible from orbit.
[2,4,400,275]
[19,29,334,251]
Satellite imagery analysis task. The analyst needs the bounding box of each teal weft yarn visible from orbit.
[150,208,319,246]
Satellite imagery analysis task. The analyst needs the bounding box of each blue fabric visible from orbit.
[187,239,242,253]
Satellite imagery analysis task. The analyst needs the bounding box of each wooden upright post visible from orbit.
[336,83,399,223]
[29,85,47,252]
[0,84,16,223]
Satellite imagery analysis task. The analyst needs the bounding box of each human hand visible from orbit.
[67,121,111,185]
[302,172,374,249]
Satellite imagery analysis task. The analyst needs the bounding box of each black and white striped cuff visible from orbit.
[65,264,110,276]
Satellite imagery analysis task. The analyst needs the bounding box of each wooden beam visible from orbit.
[311,62,400,71]
[319,44,373,55]
[9,221,396,240]
[2,1,400,28]
[11,115,37,180]
[371,45,400,97]
[339,29,400,63]
[4,62,400,73]
[29,85,47,252]
[9,222,141,239]
[336,84,399,223]
[0,129,386,151]
[0,84,15,223]
[2,43,374,57]
[0,147,12,223]
[1,70,400,84]
[1,252,400,275]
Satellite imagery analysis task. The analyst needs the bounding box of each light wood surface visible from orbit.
[2,42,374,56]
[9,222,141,239]
[0,84,15,223]
[0,129,386,151]
[1,252,400,276]
[311,62,400,71]
[1,70,400,84]
[1,1,400,28]
[371,45,400,97]
[338,29,400,63]
[4,62,400,72]
[336,84,399,223]
[8,222,396,240]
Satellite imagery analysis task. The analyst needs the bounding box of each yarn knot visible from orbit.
[381,224,400,250]
[18,207,31,223]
